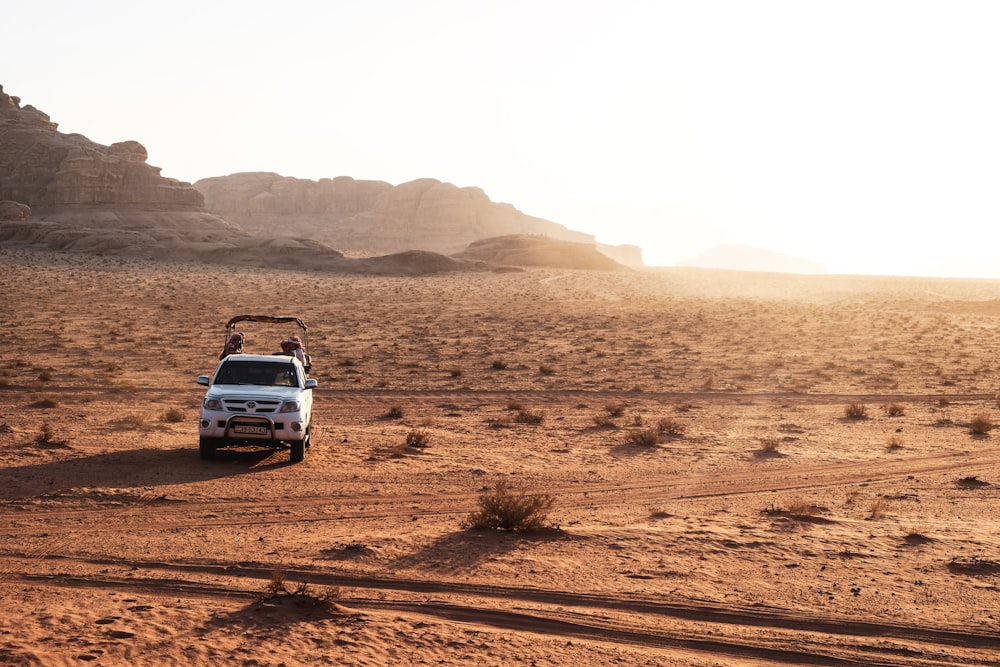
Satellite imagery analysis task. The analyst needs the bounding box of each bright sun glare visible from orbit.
[4,0,1000,277]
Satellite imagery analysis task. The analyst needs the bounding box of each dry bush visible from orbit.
[884,403,905,417]
[938,396,951,407]
[656,417,686,437]
[844,402,869,420]
[160,407,185,423]
[29,398,59,409]
[538,364,556,376]
[381,406,404,420]
[785,498,819,517]
[513,409,544,425]
[757,437,781,455]
[869,497,891,520]
[886,435,904,451]
[505,399,524,412]
[591,413,617,428]
[604,403,626,418]
[262,570,340,606]
[120,413,147,427]
[449,369,463,377]
[969,413,994,435]
[623,427,659,447]
[491,359,509,370]
[405,429,430,448]
[37,370,53,382]
[464,479,555,532]
[35,422,54,444]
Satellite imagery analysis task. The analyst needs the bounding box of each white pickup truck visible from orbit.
[196,315,317,462]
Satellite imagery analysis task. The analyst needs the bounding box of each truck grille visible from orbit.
[222,398,282,413]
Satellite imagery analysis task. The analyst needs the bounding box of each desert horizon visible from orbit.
[2,247,999,665]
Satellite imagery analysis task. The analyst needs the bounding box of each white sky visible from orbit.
[4,0,1000,277]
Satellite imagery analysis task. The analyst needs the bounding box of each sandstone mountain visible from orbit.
[194,173,643,266]
[678,244,826,275]
[0,84,640,273]
[454,234,627,271]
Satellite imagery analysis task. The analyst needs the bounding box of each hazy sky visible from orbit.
[4,1,1000,277]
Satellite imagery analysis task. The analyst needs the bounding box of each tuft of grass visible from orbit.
[785,498,819,517]
[868,497,891,520]
[592,413,617,428]
[844,402,869,420]
[463,479,555,532]
[886,435,904,451]
[538,364,556,376]
[505,399,524,412]
[405,429,430,448]
[623,427,659,447]
[513,409,544,425]
[381,406,404,420]
[757,437,781,455]
[884,403,905,417]
[656,417,686,437]
[969,413,994,435]
[604,403,627,418]
[262,570,341,607]
[160,407,185,423]
[35,422,54,444]
[37,370,53,382]
[490,359,508,370]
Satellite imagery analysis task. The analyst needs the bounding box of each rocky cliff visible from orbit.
[196,172,643,265]
[0,84,643,272]
[0,85,202,208]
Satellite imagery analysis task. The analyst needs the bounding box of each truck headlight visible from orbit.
[203,398,222,410]
[279,400,301,413]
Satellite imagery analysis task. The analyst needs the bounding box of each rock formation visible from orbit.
[0,84,644,273]
[453,235,627,271]
[196,173,643,265]
[0,85,202,208]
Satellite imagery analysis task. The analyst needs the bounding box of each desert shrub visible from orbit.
[785,498,819,517]
[262,570,340,606]
[35,422,54,444]
[491,359,508,370]
[381,406,404,419]
[869,497,891,520]
[30,398,59,409]
[604,403,626,418]
[884,403,905,417]
[938,396,951,407]
[405,429,430,448]
[886,435,904,451]
[121,413,147,427]
[656,417,686,436]
[758,437,781,454]
[449,369,463,377]
[969,413,994,435]
[844,402,869,420]
[464,479,555,532]
[591,413,617,428]
[513,409,544,425]
[505,399,524,412]
[538,364,556,376]
[160,407,185,423]
[37,370,53,382]
[623,428,659,447]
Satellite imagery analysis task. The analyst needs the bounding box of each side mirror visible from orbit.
[197,375,210,386]
[304,379,318,389]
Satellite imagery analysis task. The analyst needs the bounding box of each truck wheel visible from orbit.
[199,437,216,460]
[290,439,305,463]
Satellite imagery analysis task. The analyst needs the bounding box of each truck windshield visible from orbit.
[214,361,299,387]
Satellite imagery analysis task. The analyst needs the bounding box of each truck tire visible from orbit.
[290,438,305,463]
[199,437,216,460]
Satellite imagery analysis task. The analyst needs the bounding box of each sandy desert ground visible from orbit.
[1,247,1000,666]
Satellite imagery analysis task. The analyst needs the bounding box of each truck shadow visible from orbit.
[0,446,293,500]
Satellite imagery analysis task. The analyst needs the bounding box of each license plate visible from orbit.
[232,424,268,435]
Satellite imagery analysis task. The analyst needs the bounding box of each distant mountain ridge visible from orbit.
[194,173,642,266]
[678,244,825,275]
[0,84,641,273]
